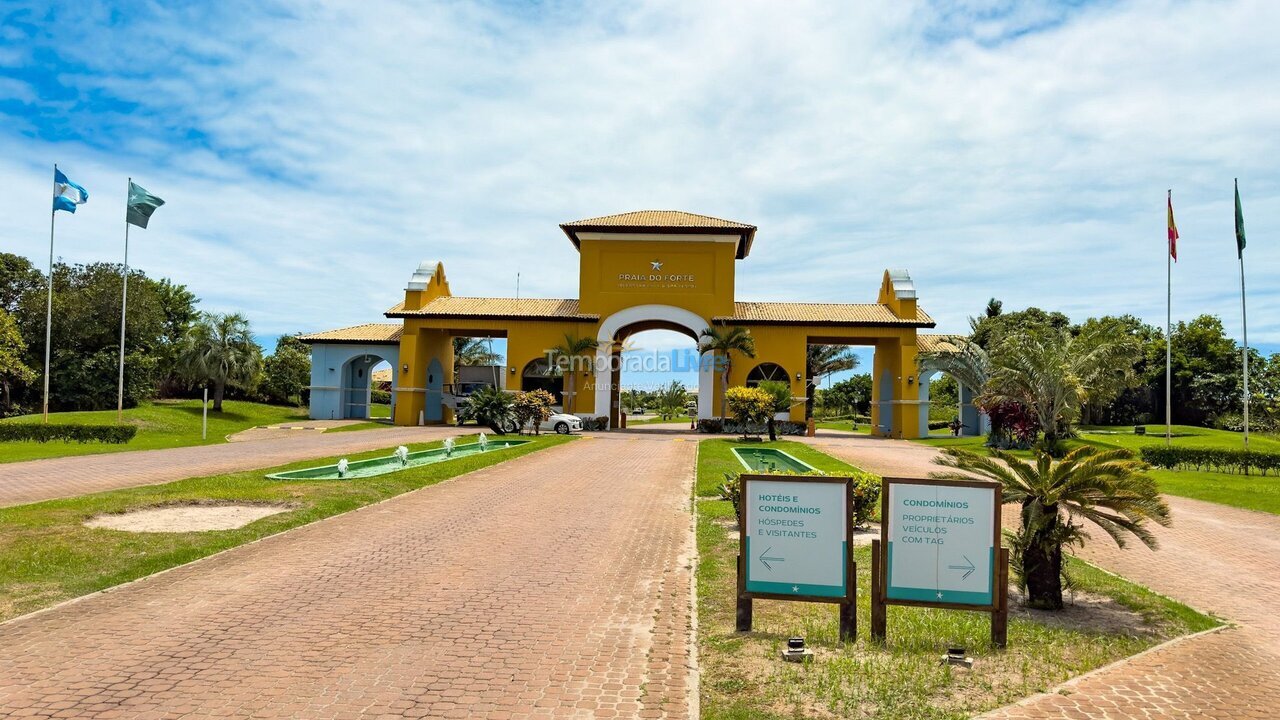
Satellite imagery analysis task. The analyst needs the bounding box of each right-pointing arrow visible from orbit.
[947,555,976,581]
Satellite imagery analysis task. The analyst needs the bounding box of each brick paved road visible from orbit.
[0,434,697,719]
[0,426,464,508]
[800,434,1280,719]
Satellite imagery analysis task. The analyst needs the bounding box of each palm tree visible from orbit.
[917,336,990,396]
[931,445,1170,609]
[699,325,756,418]
[804,344,858,420]
[176,312,262,412]
[548,333,598,414]
[453,337,501,367]
[984,328,1138,448]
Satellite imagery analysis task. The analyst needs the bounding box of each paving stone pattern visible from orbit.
[0,426,463,508]
[0,435,697,719]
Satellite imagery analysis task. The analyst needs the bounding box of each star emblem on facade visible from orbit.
[937,591,944,600]
[650,260,663,270]
[792,585,800,593]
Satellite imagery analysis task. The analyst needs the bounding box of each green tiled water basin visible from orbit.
[730,446,822,474]
[266,438,532,480]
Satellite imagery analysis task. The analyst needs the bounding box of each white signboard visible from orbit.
[885,479,998,606]
[743,477,848,598]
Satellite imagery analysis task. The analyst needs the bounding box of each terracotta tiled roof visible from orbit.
[717,302,935,327]
[561,210,754,230]
[386,297,598,321]
[560,210,757,258]
[298,323,403,344]
[917,333,966,353]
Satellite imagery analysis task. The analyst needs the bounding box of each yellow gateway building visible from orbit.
[301,211,940,438]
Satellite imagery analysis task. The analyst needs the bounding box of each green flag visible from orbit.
[126,181,165,229]
[1235,179,1246,258]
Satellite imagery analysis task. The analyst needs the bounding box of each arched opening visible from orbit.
[613,325,700,428]
[592,304,717,429]
[341,352,396,421]
[745,362,789,388]
[521,357,564,407]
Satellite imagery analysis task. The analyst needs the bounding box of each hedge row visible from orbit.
[1140,445,1280,476]
[695,418,807,436]
[0,423,138,444]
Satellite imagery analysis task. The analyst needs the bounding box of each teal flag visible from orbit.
[127,181,165,229]
[1235,179,1247,258]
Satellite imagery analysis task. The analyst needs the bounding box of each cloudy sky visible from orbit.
[2,0,1276,388]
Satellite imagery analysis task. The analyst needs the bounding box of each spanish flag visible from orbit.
[1167,190,1178,262]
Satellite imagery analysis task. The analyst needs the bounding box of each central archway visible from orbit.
[593,305,715,428]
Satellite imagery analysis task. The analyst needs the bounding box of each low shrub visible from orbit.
[720,468,882,528]
[580,416,609,431]
[850,471,881,528]
[1140,445,1280,476]
[0,423,138,444]
[696,418,805,436]
[369,389,392,405]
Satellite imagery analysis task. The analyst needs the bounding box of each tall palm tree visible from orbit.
[176,312,262,412]
[931,445,1170,609]
[548,333,598,414]
[917,336,990,396]
[804,344,858,420]
[699,324,756,418]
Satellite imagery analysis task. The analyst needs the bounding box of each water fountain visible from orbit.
[336,458,349,478]
[443,437,456,457]
[478,433,488,452]
[394,446,409,466]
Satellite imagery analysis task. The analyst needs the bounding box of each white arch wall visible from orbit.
[593,304,715,428]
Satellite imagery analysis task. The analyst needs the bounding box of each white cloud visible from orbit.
[0,0,1277,353]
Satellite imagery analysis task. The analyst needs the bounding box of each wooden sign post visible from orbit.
[870,477,1009,648]
[736,474,856,642]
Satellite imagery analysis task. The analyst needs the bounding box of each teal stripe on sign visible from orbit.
[744,537,847,597]
[885,543,994,607]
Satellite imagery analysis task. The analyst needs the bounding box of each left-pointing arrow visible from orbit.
[758,546,786,571]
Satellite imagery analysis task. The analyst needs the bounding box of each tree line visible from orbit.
[0,253,310,416]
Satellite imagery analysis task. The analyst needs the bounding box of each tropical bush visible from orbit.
[849,471,881,529]
[1140,445,1280,476]
[462,386,515,434]
[719,472,743,522]
[512,389,555,434]
[259,335,310,406]
[580,415,609,431]
[0,423,137,444]
[932,446,1170,609]
[175,312,263,412]
[700,325,756,418]
[369,389,392,405]
[724,386,774,440]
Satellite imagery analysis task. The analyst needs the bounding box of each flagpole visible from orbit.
[1165,189,1172,447]
[1237,179,1249,451]
[116,177,131,423]
[43,164,57,425]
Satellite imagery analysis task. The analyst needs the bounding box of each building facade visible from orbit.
[303,211,944,438]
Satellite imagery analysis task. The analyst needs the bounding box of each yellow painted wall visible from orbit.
[387,240,925,436]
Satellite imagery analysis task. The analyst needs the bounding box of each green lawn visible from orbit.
[325,420,397,433]
[694,439,1219,719]
[814,420,872,434]
[0,400,311,463]
[695,438,864,497]
[0,433,572,622]
[913,425,1280,515]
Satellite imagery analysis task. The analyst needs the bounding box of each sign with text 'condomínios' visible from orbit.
[742,476,849,598]
[884,478,1000,607]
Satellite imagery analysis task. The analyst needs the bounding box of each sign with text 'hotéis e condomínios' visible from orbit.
[743,477,848,598]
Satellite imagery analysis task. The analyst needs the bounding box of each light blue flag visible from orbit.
[53,168,88,213]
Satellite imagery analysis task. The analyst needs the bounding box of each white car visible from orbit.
[537,413,583,434]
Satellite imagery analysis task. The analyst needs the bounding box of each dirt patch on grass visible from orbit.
[85,502,292,533]
[1011,588,1156,638]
